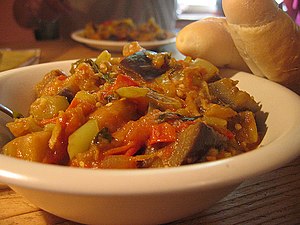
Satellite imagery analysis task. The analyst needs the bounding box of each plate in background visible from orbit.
[71,29,176,52]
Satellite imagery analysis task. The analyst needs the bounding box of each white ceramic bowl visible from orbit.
[0,61,300,225]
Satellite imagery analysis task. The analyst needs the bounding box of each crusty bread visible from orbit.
[222,0,300,94]
[176,17,250,72]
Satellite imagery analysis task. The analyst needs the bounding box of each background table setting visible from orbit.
[0,37,299,225]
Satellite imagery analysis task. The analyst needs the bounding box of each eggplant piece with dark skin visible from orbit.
[120,50,171,80]
[151,122,227,167]
[146,90,183,111]
[176,122,227,166]
[208,78,261,113]
[58,88,76,103]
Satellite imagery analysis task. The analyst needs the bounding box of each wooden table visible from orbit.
[0,39,299,225]
[0,39,103,63]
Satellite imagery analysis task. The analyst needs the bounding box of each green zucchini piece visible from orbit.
[67,119,99,159]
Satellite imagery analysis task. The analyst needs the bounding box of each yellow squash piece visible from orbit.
[116,86,149,98]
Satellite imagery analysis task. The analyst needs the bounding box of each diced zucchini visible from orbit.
[30,95,69,120]
[67,119,99,159]
[95,50,111,66]
[73,90,97,105]
[116,86,149,98]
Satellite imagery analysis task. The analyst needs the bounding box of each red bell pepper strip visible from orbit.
[101,74,140,101]
[148,122,177,145]
[111,74,139,90]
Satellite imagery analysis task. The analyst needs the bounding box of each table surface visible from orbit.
[0,39,299,225]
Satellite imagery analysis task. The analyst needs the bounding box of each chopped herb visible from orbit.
[70,59,100,74]
[157,112,202,123]
[102,73,114,83]
[94,127,113,144]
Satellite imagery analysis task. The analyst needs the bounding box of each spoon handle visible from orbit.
[0,104,23,119]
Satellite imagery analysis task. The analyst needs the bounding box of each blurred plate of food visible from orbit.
[0,49,40,72]
[71,18,176,51]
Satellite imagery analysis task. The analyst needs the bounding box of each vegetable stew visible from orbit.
[1,42,265,169]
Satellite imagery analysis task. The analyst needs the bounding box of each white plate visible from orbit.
[71,29,176,52]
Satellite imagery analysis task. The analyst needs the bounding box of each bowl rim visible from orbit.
[0,61,300,195]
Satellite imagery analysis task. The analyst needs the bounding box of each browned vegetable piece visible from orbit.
[230,111,259,147]
[208,78,260,112]
[99,155,137,169]
[151,122,227,167]
[204,104,237,119]
[6,116,42,137]
[122,42,144,57]
[89,99,138,133]
[120,50,171,80]
[2,131,51,162]
[35,69,67,97]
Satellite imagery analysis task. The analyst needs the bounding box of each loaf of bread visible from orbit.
[176,17,250,72]
[222,0,300,94]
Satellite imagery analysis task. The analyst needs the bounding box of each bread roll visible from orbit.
[222,0,300,94]
[176,17,250,72]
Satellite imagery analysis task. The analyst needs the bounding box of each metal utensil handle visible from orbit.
[0,104,23,119]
